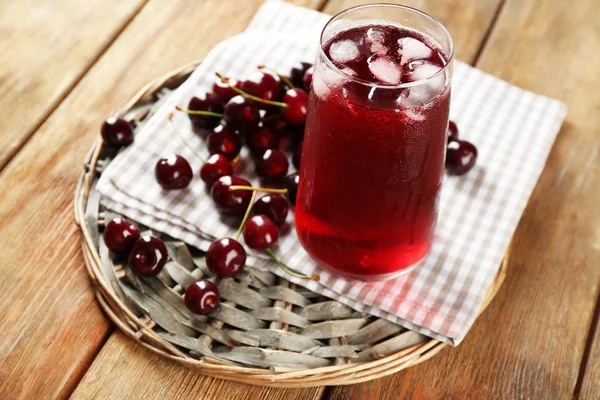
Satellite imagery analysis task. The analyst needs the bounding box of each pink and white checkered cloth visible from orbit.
[97,0,566,345]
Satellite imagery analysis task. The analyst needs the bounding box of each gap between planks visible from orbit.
[58,324,115,399]
[573,287,600,398]
[470,0,506,65]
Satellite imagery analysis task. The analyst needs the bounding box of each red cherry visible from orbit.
[253,194,289,226]
[206,238,246,277]
[247,126,279,156]
[284,173,299,206]
[212,77,241,104]
[207,124,241,160]
[223,95,260,133]
[240,71,281,110]
[256,149,289,181]
[185,280,220,315]
[289,62,313,88]
[200,154,232,187]
[211,176,253,216]
[446,139,477,175]
[293,141,303,170]
[448,120,459,142]
[155,154,193,190]
[283,88,309,125]
[303,66,314,91]
[129,235,168,277]
[103,217,140,253]
[101,117,134,146]
[243,215,279,249]
[187,92,223,128]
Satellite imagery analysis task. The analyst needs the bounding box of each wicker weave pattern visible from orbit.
[74,62,507,387]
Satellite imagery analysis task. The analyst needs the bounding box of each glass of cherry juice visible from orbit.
[296,4,454,281]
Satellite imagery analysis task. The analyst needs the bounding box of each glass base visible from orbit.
[326,258,423,282]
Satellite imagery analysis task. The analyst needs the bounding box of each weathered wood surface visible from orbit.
[0,0,147,171]
[2,0,600,399]
[327,0,600,399]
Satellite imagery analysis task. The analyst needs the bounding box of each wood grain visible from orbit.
[321,0,503,63]
[0,0,147,171]
[3,0,598,398]
[0,0,321,399]
[328,0,600,398]
[70,332,323,400]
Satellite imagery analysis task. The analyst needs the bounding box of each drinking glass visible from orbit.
[295,4,454,281]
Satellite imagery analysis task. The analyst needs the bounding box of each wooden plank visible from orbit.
[0,0,147,171]
[70,332,323,400]
[579,309,600,399]
[0,1,323,399]
[327,0,600,399]
[321,0,503,63]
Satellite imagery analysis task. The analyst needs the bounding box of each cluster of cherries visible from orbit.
[102,217,220,316]
[101,62,315,316]
[149,62,314,202]
[153,63,314,194]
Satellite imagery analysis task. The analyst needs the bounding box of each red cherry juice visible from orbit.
[296,23,450,280]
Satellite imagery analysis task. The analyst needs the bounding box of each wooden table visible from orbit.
[0,0,598,398]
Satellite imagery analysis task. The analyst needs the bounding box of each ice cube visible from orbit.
[401,81,446,108]
[368,56,402,85]
[400,85,430,107]
[330,39,360,63]
[370,41,388,56]
[323,66,351,87]
[311,70,330,99]
[366,27,388,55]
[367,27,386,42]
[398,37,433,65]
[398,62,447,106]
[406,62,442,82]
[403,108,425,121]
[312,66,355,99]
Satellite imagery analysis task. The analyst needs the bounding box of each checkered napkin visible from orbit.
[97,0,566,345]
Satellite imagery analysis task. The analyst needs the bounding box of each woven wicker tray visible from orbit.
[74,61,507,387]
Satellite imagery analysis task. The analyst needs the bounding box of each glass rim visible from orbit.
[318,3,455,89]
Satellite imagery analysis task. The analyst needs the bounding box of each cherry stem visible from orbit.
[228,185,288,194]
[175,105,223,118]
[258,65,295,89]
[235,190,257,241]
[167,113,206,162]
[265,248,320,281]
[215,73,288,108]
